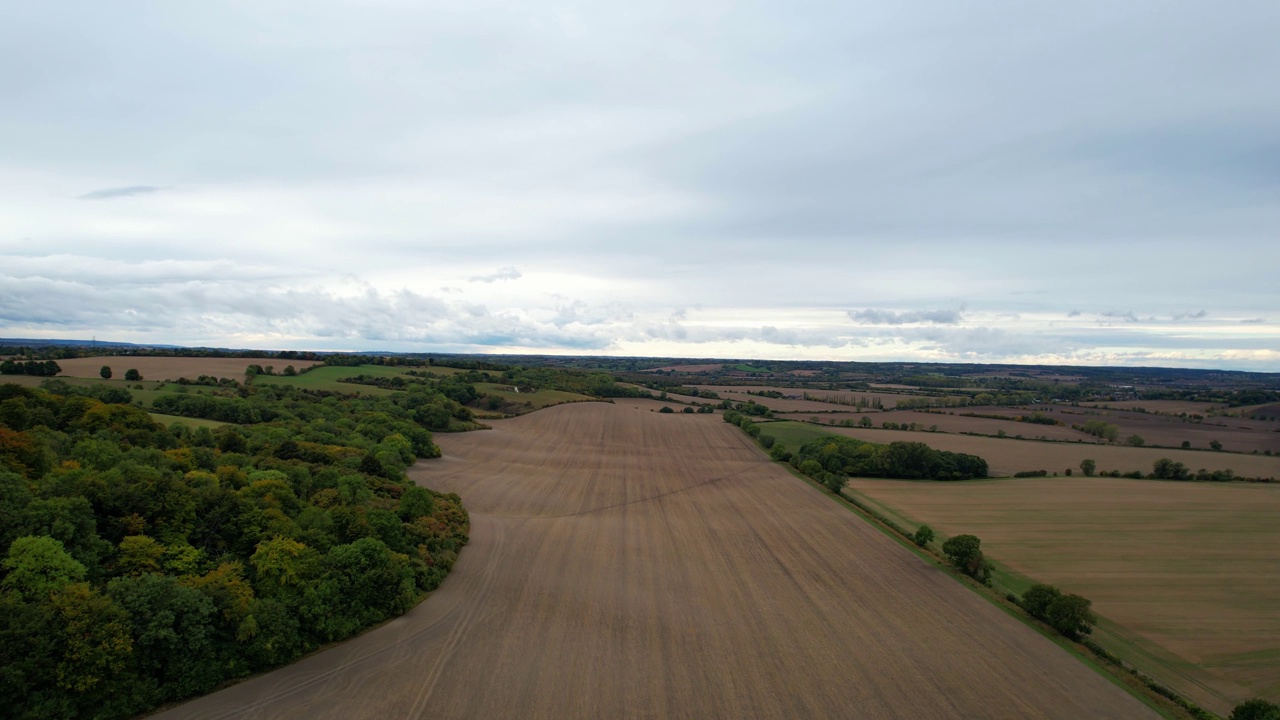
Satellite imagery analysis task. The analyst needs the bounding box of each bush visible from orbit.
[759,435,776,449]
[658,406,674,414]
[1014,470,1048,478]
[681,406,694,414]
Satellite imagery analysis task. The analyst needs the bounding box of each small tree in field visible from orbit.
[99,366,112,379]
[913,525,934,547]
[1079,459,1096,476]
[942,534,992,585]
[1210,440,1223,451]
[124,369,142,381]
[822,472,847,495]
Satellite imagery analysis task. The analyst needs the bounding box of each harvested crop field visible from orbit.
[55,356,322,381]
[846,476,1280,713]
[157,403,1154,720]
[691,384,935,409]
[811,424,1280,479]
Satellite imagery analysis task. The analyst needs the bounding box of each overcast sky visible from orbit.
[3,2,1278,369]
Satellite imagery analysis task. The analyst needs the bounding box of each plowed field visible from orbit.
[55,356,322,381]
[155,404,1154,720]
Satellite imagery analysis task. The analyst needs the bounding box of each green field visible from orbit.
[474,382,597,413]
[252,365,405,395]
[752,420,841,449]
[148,412,229,429]
[732,363,770,373]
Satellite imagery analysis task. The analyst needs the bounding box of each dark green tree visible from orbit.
[913,525,934,547]
[124,369,142,381]
[100,366,113,380]
[1079,459,1096,477]
[1230,698,1280,720]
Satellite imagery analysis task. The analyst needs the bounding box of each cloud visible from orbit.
[1172,310,1207,321]
[848,309,963,325]
[468,267,522,283]
[78,185,166,200]
[1068,310,1082,317]
[1100,311,1141,323]
[1241,318,1266,324]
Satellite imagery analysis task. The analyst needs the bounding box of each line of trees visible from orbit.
[0,360,61,377]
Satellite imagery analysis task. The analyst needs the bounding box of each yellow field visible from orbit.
[847,476,1280,713]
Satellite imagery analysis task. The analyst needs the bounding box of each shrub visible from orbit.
[658,406,674,414]
[759,435,776,449]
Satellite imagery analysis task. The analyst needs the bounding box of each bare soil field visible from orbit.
[157,404,1153,720]
[692,385,936,409]
[815,426,1280,479]
[1084,400,1227,416]
[972,405,1280,454]
[55,356,323,381]
[646,363,724,373]
[846,476,1280,713]
[881,410,1103,443]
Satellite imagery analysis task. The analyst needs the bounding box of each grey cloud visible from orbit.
[849,309,963,325]
[468,267,522,283]
[1100,311,1142,323]
[1172,310,1208,321]
[78,185,165,200]
[1241,318,1266,324]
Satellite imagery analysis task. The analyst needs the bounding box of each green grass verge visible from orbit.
[148,412,229,429]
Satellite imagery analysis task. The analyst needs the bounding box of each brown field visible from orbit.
[54,356,323,381]
[692,384,936,409]
[846,476,1280,713]
[814,425,1280,479]
[968,405,1280,455]
[1084,400,1227,416]
[881,410,1103,443]
[646,363,724,373]
[157,404,1153,719]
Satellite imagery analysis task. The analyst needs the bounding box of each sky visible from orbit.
[2,2,1278,370]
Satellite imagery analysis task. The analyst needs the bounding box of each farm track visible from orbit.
[155,403,1155,719]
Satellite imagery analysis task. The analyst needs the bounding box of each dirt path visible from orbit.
[155,403,1155,719]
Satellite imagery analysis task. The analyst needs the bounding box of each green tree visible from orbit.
[658,406,674,414]
[100,366,112,380]
[116,535,166,576]
[108,573,222,700]
[822,472,847,495]
[1126,434,1145,447]
[48,582,138,715]
[124,369,142,381]
[1020,583,1062,620]
[1152,458,1191,481]
[1210,440,1223,451]
[913,525,934,547]
[1045,593,1096,640]
[941,534,991,583]
[2,535,87,600]
[1230,698,1280,720]
[1079,459,1096,477]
